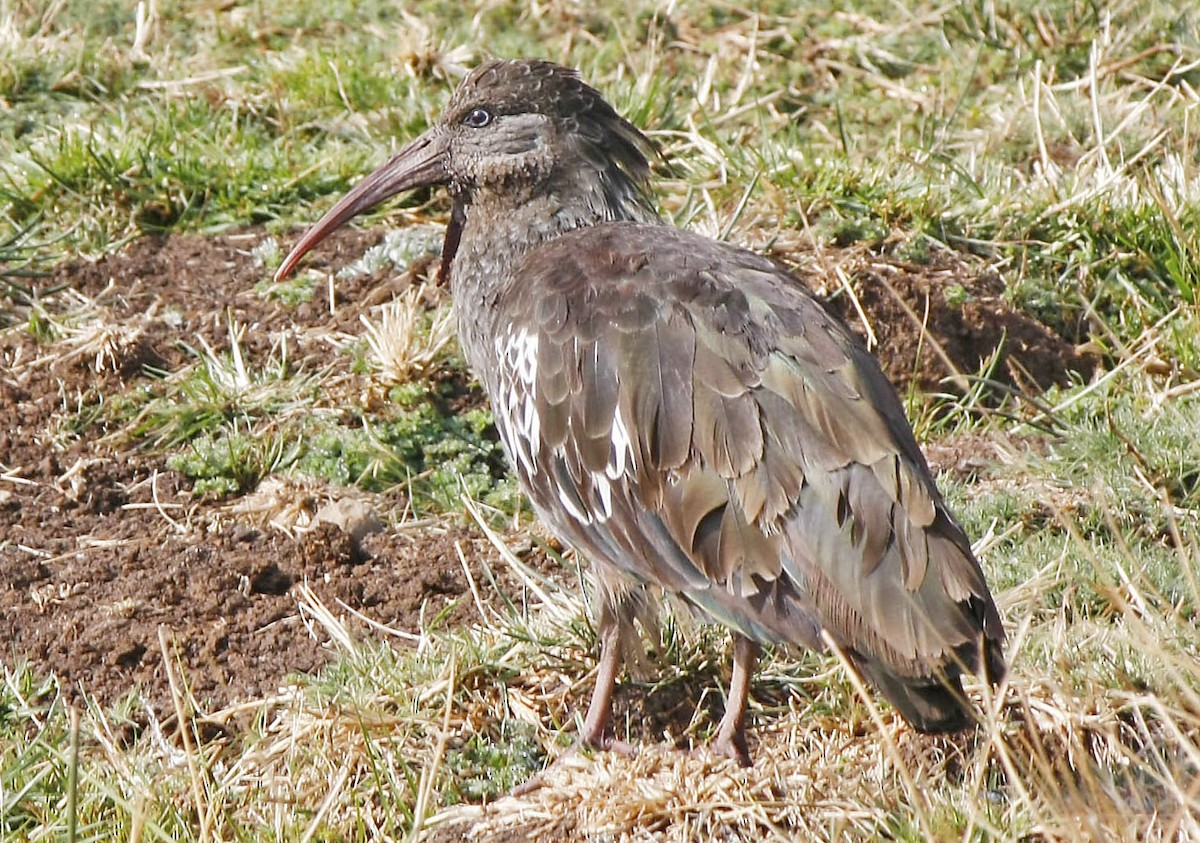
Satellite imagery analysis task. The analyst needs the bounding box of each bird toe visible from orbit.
[710,733,753,768]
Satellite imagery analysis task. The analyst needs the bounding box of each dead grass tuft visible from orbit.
[360,283,457,388]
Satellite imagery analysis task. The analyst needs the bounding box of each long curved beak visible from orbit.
[275,130,449,281]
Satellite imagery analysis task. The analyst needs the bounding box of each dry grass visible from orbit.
[360,283,457,387]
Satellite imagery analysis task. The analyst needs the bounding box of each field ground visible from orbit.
[2,1,1200,840]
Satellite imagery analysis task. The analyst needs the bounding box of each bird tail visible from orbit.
[853,658,972,732]
[849,640,1005,733]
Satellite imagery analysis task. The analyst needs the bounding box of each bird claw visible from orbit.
[509,764,555,797]
[710,733,753,768]
[588,734,638,757]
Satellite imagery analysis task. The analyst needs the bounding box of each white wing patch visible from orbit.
[495,328,540,476]
[608,409,633,480]
[586,407,634,523]
[493,327,636,527]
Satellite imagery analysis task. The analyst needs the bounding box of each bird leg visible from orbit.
[510,617,632,798]
[712,634,760,766]
[579,614,635,755]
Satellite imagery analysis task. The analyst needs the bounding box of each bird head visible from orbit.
[275,59,655,281]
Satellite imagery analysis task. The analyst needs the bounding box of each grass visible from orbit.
[2,0,1199,840]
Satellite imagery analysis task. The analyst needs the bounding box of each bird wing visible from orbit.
[499,223,1003,680]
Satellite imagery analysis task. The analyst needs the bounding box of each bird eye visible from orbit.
[462,107,493,128]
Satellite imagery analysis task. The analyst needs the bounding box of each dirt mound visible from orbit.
[794,249,1096,395]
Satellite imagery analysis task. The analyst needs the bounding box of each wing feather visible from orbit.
[630,314,696,473]
[577,339,619,471]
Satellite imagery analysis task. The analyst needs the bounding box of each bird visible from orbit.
[275,58,1005,765]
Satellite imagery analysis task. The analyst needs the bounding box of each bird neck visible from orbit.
[447,176,658,378]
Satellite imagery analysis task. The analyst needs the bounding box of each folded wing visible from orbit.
[497,223,1005,730]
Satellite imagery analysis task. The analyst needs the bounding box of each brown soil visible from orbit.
[0,227,1091,717]
[790,247,1096,395]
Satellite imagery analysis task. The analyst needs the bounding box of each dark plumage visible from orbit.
[275,59,1005,765]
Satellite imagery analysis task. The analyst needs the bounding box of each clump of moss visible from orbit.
[296,380,520,515]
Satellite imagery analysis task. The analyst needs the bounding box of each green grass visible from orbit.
[107,340,515,510]
[4,426,1199,838]
[2,0,1200,840]
[289,384,519,512]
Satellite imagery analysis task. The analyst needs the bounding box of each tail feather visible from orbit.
[854,657,973,732]
[846,614,1006,733]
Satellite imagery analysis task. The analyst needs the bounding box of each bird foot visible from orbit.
[584,733,638,757]
[709,732,753,768]
[509,762,558,797]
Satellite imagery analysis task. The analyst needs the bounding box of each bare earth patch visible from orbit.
[783,244,1096,395]
[0,228,1092,716]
